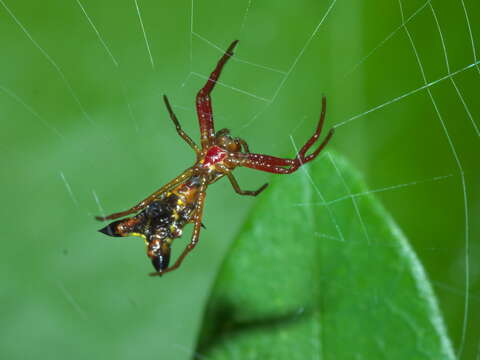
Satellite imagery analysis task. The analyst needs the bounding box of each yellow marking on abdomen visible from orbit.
[130,232,147,244]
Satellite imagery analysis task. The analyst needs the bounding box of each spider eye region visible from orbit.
[203,146,227,167]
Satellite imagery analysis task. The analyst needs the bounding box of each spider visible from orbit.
[96,40,334,276]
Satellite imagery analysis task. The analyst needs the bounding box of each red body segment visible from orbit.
[203,146,227,167]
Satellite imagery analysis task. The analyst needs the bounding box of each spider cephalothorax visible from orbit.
[214,128,244,153]
[97,40,334,276]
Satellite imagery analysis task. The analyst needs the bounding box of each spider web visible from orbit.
[0,0,478,359]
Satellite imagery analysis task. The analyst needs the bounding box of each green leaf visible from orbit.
[196,152,454,360]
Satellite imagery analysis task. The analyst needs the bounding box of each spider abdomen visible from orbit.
[99,176,203,272]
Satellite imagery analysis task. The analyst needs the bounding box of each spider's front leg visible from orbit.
[149,176,208,276]
[196,40,239,149]
[233,96,334,174]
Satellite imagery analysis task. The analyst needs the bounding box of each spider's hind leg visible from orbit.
[95,168,194,221]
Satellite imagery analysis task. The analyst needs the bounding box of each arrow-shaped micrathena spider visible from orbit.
[96,40,334,276]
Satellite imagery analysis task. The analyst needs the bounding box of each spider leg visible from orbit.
[196,40,239,149]
[163,95,200,156]
[216,163,268,196]
[226,172,268,196]
[294,96,330,163]
[150,176,208,276]
[95,168,194,221]
[233,96,334,174]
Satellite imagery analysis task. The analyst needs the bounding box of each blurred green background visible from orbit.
[0,0,478,359]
